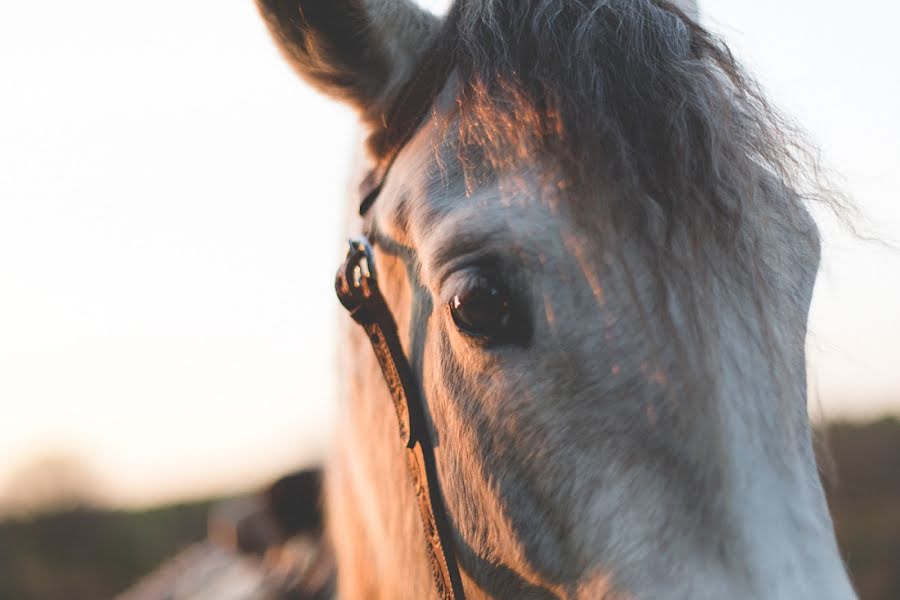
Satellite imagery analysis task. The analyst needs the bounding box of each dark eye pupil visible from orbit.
[453,286,504,319]
[449,277,527,345]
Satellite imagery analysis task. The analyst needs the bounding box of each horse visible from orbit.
[255,1,856,598]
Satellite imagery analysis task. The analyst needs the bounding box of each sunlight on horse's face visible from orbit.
[359,111,848,597]
[256,0,855,596]
[367,135,691,591]
[366,124,685,594]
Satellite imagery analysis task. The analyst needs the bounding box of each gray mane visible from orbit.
[454,0,832,221]
[447,0,843,394]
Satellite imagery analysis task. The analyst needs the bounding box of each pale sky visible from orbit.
[0,0,898,510]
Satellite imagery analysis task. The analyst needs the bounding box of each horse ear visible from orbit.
[256,0,437,124]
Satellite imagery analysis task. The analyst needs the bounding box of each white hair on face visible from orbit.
[255,0,856,598]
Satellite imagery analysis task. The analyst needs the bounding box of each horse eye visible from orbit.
[448,275,529,346]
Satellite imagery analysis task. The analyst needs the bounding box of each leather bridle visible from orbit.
[334,4,467,599]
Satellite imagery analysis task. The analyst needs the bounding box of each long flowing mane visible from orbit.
[448,0,844,396]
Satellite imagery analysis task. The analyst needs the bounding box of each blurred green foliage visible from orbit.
[0,418,897,600]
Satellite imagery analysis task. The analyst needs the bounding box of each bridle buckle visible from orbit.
[335,236,380,325]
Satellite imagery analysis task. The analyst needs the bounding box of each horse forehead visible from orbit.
[377,106,567,235]
[410,180,586,274]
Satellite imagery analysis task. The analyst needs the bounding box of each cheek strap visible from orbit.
[335,237,466,600]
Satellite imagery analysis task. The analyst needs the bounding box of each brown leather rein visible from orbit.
[334,4,466,600]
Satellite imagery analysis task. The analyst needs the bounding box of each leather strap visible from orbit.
[337,5,467,597]
[336,238,466,600]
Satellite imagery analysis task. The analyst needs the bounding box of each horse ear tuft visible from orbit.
[256,0,437,124]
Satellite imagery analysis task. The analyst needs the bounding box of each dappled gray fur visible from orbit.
[256,1,856,598]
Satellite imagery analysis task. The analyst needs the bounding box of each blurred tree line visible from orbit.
[0,418,897,599]
[0,502,210,599]
[822,418,900,599]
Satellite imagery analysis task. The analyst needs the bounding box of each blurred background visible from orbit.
[0,0,897,598]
